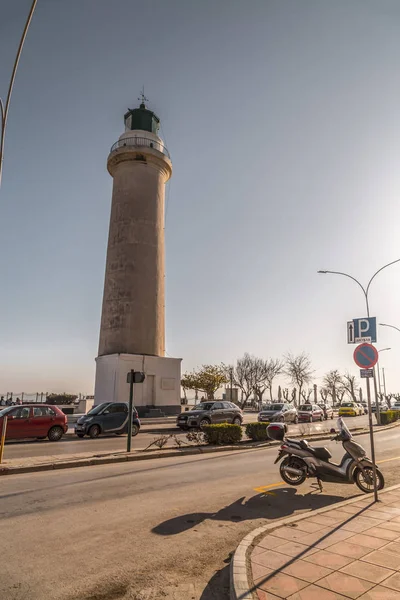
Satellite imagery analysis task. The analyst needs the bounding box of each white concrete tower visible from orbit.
[94,99,181,416]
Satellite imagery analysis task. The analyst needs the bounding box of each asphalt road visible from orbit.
[3,414,371,461]
[0,423,398,600]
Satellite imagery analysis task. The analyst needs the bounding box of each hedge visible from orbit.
[245,422,270,441]
[202,423,242,445]
[378,410,400,425]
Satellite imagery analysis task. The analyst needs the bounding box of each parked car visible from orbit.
[0,404,68,441]
[338,402,361,417]
[318,403,334,420]
[298,404,324,423]
[371,402,388,413]
[258,403,298,424]
[75,402,141,438]
[359,401,368,414]
[392,401,400,411]
[176,401,242,430]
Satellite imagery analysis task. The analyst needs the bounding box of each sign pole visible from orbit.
[366,377,378,502]
[127,369,134,453]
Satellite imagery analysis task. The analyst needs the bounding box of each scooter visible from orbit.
[269,418,385,493]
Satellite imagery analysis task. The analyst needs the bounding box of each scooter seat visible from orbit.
[310,446,332,460]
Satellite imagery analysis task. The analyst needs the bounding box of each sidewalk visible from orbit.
[231,484,400,600]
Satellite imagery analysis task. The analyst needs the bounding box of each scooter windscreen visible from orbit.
[337,417,352,441]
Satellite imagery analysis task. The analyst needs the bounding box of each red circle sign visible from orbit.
[353,343,378,369]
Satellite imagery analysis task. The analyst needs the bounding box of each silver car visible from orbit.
[258,403,298,424]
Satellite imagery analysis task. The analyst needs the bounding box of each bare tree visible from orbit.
[322,370,343,406]
[264,358,284,402]
[341,372,359,402]
[282,388,289,401]
[284,353,314,407]
[320,388,329,402]
[336,389,346,404]
[227,353,258,409]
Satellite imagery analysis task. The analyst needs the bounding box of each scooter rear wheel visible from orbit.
[354,466,385,493]
[279,457,307,486]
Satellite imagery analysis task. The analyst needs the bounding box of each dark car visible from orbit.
[0,404,68,441]
[258,403,298,424]
[176,401,243,430]
[75,402,141,439]
[318,403,334,420]
[298,404,324,423]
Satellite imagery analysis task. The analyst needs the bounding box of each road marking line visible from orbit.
[377,456,400,464]
[254,482,284,494]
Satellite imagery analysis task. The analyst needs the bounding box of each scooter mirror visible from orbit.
[330,428,336,434]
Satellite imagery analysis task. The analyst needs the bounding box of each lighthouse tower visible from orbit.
[94,97,181,416]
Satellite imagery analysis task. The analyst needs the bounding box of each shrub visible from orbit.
[379,410,400,425]
[245,422,270,441]
[202,423,242,445]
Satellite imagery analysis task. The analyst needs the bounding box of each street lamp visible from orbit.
[377,348,391,400]
[318,259,400,318]
[380,323,400,334]
[0,0,38,188]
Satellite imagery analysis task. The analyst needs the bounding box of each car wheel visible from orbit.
[89,424,101,439]
[76,433,85,438]
[233,417,242,425]
[320,414,323,421]
[48,426,64,442]
[200,418,211,429]
[131,423,140,437]
[309,416,313,423]
[294,415,298,424]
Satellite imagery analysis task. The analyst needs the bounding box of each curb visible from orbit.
[230,482,400,600]
[1,420,399,477]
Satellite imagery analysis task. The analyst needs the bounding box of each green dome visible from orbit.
[124,103,160,135]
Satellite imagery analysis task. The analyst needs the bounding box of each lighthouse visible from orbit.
[94,96,181,416]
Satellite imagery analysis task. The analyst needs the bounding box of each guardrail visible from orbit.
[110,136,170,158]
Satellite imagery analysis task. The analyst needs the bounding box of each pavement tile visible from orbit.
[256,589,281,600]
[390,515,400,523]
[252,550,292,570]
[257,572,309,598]
[361,549,400,570]
[286,585,349,600]
[270,526,311,542]
[340,560,395,584]
[340,520,375,534]
[358,585,400,599]
[381,541,400,556]
[347,533,389,549]
[364,527,400,541]
[317,572,374,599]
[281,558,332,583]
[369,505,400,516]
[291,520,326,534]
[299,528,341,547]
[314,529,355,550]
[378,521,400,533]
[327,541,371,559]
[253,563,274,583]
[381,572,400,592]
[321,510,357,522]
[365,510,393,521]
[258,535,290,551]
[275,541,318,559]
[252,546,268,558]
[303,549,354,570]
[339,505,367,515]
[308,515,343,527]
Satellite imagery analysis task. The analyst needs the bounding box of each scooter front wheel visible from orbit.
[354,466,385,493]
[279,457,307,486]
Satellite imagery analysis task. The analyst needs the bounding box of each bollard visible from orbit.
[0,415,8,463]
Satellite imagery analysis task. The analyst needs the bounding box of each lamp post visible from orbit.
[376,348,391,403]
[380,323,400,334]
[318,258,400,426]
[0,0,38,188]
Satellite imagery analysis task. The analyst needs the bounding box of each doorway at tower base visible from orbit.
[94,353,182,417]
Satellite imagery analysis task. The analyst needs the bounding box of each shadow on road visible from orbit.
[152,487,349,536]
[199,563,230,600]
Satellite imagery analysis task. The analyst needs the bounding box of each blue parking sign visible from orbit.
[347,317,377,344]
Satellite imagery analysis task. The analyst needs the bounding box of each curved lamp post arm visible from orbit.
[380,323,400,334]
[366,258,400,302]
[0,0,38,188]
[318,270,368,314]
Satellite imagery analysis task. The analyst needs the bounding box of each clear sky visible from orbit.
[1,0,400,396]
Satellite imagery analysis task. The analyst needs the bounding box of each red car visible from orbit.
[0,404,68,441]
[297,404,324,423]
